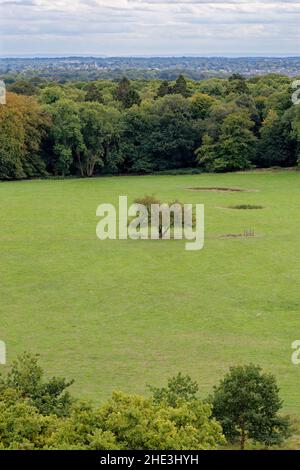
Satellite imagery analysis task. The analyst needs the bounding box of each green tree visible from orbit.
[156,80,171,98]
[99,106,123,173]
[1,353,74,417]
[78,102,106,176]
[0,92,49,180]
[227,74,249,95]
[256,109,295,167]
[0,397,57,450]
[98,391,224,450]
[196,112,257,172]
[149,372,199,406]
[78,102,122,176]
[210,364,291,449]
[45,402,118,450]
[265,89,292,116]
[0,93,26,179]
[121,94,202,173]
[190,92,216,119]
[122,88,141,109]
[8,80,37,96]
[172,74,190,97]
[289,104,300,164]
[39,86,65,105]
[84,82,104,103]
[218,112,257,170]
[115,77,131,101]
[115,77,141,108]
[46,99,84,176]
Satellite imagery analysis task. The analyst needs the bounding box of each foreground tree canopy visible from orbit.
[1,73,300,180]
[0,354,290,450]
[0,354,225,450]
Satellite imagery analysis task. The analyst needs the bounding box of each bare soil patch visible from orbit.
[218,204,264,210]
[186,187,259,193]
[219,230,256,239]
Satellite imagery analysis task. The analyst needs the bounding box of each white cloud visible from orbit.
[1,0,300,55]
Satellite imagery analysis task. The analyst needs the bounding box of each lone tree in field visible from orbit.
[132,195,195,239]
[210,364,290,449]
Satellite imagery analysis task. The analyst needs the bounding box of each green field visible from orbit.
[1,171,300,414]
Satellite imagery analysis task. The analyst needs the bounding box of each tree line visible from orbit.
[0,353,291,450]
[1,74,300,180]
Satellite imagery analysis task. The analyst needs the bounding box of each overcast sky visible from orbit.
[1,0,300,57]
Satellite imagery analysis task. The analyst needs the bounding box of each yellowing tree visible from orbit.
[0,92,50,179]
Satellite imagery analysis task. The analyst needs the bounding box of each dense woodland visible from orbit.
[1,73,300,180]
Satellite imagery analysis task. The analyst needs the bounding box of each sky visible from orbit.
[1,0,300,57]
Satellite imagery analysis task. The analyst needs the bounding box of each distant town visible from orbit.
[1,56,300,81]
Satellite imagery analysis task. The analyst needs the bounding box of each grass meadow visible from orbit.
[1,171,300,415]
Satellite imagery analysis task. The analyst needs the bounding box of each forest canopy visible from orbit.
[0,74,300,180]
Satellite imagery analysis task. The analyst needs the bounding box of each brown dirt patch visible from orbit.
[219,231,256,239]
[186,187,259,193]
[217,204,264,210]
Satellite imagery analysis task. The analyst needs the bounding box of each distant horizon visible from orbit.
[2,54,300,60]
